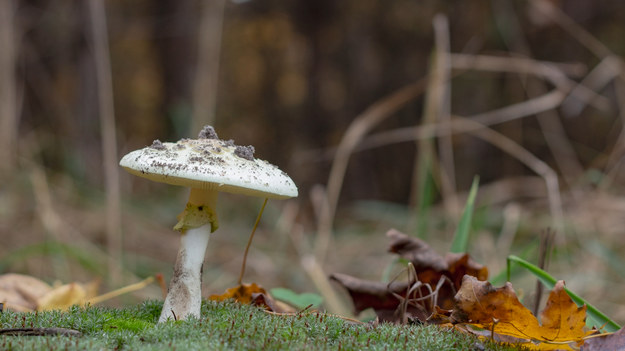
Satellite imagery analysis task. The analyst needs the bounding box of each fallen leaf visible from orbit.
[209,282,267,305]
[329,273,428,322]
[37,281,99,311]
[331,229,488,322]
[209,282,295,313]
[451,275,594,350]
[0,273,155,312]
[0,274,52,311]
[387,229,448,272]
[581,326,622,350]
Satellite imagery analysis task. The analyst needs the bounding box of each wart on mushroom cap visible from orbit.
[119,126,298,322]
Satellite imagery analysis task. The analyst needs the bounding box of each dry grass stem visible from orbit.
[0,0,17,175]
[450,53,587,78]
[282,200,349,316]
[455,117,565,235]
[87,0,123,286]
[562,55,621,117]
[450,53,609,112]
[314,78,428,263]
[358,89,566,153]
[432,14,458,218]
[530,0,613,58]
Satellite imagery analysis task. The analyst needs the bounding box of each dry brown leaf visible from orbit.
[329,273,427,322]
[581,326,624,350]
[331,229,489,323]
[0,274,52,311]
[451,275,594,350]
[387,229,488,309]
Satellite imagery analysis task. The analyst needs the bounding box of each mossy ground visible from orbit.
[0,300,524,350]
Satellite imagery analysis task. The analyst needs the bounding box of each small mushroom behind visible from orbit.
[119,126,298,322]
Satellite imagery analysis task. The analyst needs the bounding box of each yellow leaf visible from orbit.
[451,275,593,350]
[37,281,99,311]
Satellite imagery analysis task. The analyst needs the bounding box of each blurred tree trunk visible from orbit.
[0,0,18,175]
[152,0,198,138]
[191,0,225,134]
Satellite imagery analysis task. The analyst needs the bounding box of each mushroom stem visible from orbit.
[159,188,218,322]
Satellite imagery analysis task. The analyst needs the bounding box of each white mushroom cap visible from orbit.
[119,130,298,199]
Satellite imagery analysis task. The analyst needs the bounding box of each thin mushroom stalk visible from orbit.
[159,188,217,322]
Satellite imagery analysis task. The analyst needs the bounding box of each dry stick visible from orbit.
[0,0,17,175]
[532,228,555,316]
[492,1,586,189]
[450,53,588,78]
[356,113,566,233]
[601,76,625,188]
[285,201,350,316]
[562,56,621,117]
[314,78,428,263]
[358,89,566,152]
[431,14,458,218]
[237,198,268,285]
[87,276,155,305]
[21,155,150,292]
[191,0,226,132]
[450,53,609,112]
[529,0,613,59]
[88,0,123,286]
[456,118,565,234]
[306,55,583,164]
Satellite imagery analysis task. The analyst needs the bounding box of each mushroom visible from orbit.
[119,126,297,322]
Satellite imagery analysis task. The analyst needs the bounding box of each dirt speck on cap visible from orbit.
[150,139,166,150]
[198,125,219,139]
[234,145,255,161]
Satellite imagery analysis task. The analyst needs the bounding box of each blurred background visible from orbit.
[2,0,625,322]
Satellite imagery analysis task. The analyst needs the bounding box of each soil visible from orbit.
[198,125,219,140]
[234,145,255,161]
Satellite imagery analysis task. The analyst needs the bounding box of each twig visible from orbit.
[0,328,82,337]
[357,89,566,152]
[450,53,609,112]
[356,117,565,233]
[87,276,155,305]
[87,0,123,286]
[491,1,586,187]
[529,0,613,59]
[533,228,555,316]
[562,56,621,117]
[455,118,565,234]
[238,198,268,285]
[314,78,428,263]
[451,53,587,78]
[282,200,349,316]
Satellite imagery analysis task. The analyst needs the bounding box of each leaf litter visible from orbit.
[329,228,623,350]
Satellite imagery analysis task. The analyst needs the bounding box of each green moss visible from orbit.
[0,300,524,350]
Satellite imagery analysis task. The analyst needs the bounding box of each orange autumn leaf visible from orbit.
[209,283,267,304]
[451,275,594,350]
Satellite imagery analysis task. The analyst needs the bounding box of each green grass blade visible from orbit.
[449,176,479,253]
[269,287,323,310]
[507,255,621,332]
